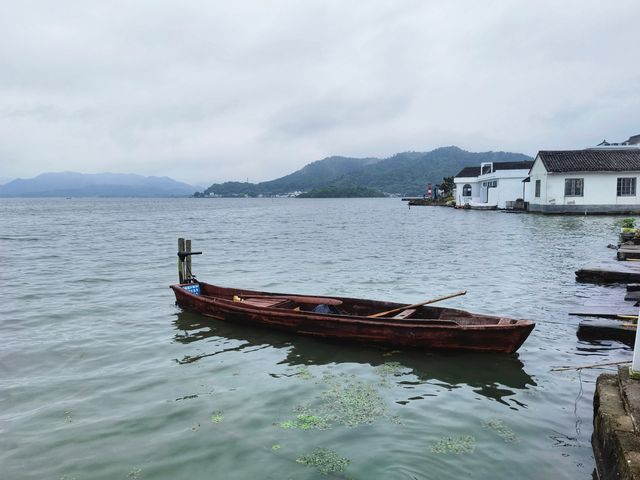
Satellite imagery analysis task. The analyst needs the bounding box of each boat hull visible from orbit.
[170,282,535,353]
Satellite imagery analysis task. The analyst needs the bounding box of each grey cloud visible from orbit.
[0,0,639,184]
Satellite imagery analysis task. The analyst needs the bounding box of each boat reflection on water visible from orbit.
[173,311,536,405]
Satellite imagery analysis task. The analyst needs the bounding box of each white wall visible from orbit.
[526,158,548,206]
[527,155,640,212]
[454,177,480,205]
[478,169,529,208]
[545,172,640,206]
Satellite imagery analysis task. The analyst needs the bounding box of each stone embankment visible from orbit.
[594,366,640,479]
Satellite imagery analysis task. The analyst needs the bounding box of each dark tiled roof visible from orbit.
[628,134,640,145]
[455,166,481,177]
[491,161,534,171]
[454,161,533,178]
[538,149,640,173]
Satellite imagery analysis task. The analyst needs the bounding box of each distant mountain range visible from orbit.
[200,146,533,197]
[1,146,533,198]
[0,172,198,197]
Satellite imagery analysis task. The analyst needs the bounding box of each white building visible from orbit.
[526,149,640,214]
[454,161,533,209]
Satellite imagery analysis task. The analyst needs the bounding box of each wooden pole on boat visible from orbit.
[368,290,467,318]
[178,238,185,283]
[185,239,192,280]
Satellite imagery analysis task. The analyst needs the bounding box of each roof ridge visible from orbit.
[537,149,640,173]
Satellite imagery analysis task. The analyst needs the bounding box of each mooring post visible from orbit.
[178,237,185,283]
[185,239,192,281]
[631,306,640,378]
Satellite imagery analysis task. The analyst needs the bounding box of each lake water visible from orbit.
[1,198,632,479]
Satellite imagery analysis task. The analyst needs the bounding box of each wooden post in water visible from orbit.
[632,306,640,378]
[185,239,192,281]
[178,237,185,283]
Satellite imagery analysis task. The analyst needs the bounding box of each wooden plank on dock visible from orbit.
[618,246,640,261]
[576,264,640,284]
[569,307,639,318]
[624,291,640,302]
[577,319,636,346]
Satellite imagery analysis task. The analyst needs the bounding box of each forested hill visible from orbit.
[200,156,380,197]
[330,147,532,195]
[199,146,532,197]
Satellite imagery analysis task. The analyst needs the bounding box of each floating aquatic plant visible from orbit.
[382,350,402,357]
[375,361,406,377]
[279,413,329,430]
[296,365,313,380]
[279,376,390,430]
[127,467,142,479]
[296,447,351,475]
[211,411,224,424]
[323,379,386,427]
[482,419,516,442]
[431,435,476,454]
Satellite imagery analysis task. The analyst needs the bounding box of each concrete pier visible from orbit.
[593,367,640,479]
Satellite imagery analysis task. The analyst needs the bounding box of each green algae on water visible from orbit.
[296,365,313,380]
[382,350,402,357]
[296,447,351,475]
[482,418,517,442]
[211,411,224,424]
[279,375,390,430]
[375,361,407,377]
[323,379,386,427]
[431,435,476,454]
[280,413,329,430]
[127,467,142,479]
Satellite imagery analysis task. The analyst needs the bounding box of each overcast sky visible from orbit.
[1,1,639,185]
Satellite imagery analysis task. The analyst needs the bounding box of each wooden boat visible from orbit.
[170,281,535,353]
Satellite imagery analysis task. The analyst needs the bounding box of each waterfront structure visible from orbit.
[526,148,640,214]
[453,161,533,209]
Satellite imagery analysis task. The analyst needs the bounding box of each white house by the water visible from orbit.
[526,148,640,214]
[454,161,533,209]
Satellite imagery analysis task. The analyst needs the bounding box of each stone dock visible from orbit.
[594,366,640,479]
[577,241,640,478]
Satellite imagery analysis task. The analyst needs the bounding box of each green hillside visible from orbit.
[332,147,532,196]
[202,156,379,197]
[197,147,532,197]
[298,186,386,198]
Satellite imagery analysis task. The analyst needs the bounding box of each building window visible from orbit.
[482,180,497,188]
[462,184,472,196]
[564,178,583,197]
[617,177,636,197]
[535,179,541,198]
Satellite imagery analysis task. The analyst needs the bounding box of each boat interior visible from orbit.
[186,282,521,326]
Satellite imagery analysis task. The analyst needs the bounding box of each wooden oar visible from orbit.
[368,290,467,318]
[237,295,343,306]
